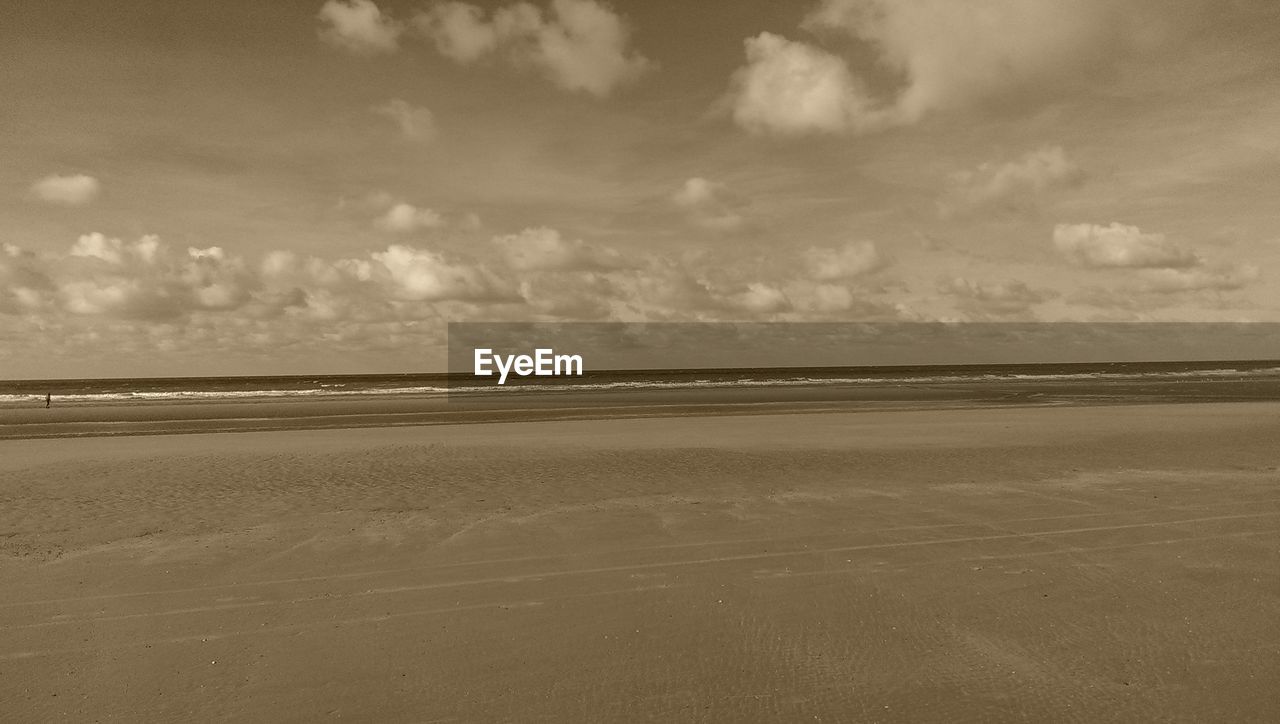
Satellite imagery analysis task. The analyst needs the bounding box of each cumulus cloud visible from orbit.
[1054,223,1200,269]
[30,174,100,205]
[942,146,1083,215]
[318,0,403,55]
[726,33,883,136]
[729,283,791,314]
[938,277,1053,317]
[728,0,1153,135]
[0,244,54,314]
[1140,265,1260,294]
[0,234,518,323]
[492,227,625,271]
[805,241,889,280]
[415,1,499,62]
[55,234,255,320]
[370,245,507,301]
[671,178,746,231]
[414,0,653,97]
[372,99,436,141]
[782,281,857,314]
[375,203,446,233]
[1053,222,1261,303]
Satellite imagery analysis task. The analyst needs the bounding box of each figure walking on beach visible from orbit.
[45,393,51,409]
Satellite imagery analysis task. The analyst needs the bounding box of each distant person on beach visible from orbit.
[45,393,51,408]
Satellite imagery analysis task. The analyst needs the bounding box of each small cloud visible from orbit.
[671,178,745,231]
[725,33,884,136]
[372,99,436,142]
[805,241,889,280]
[370,244,507,302]
[1053,223,1200,269]
[783,280,857,313]
[414,1,500,63]
[415,0,653,97]
[318,0,403,55]
[31,174,100,205]
[493,227,625,271]
[942,146,1083,216]
[375,203,446,233]
[55,233,254,320]
[797,0,1148,132]
[938,276,1054,316]
[729,282,791,314]
[1140,265,1260,294]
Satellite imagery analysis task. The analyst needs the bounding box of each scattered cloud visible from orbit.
[942,146,1083,216]
[375,203,446,233]
[370,245,508,302]
[671,178,746,231]
[1,234,516,323]
[1140,265,1260,294]
[726,33,882,136]
[729,282,791,314]
[492,226,625,271]
[1053,223,1200,269]
[728,0,1158,135]
[414,1,499,63]
[372,99,437,141]
[1054,221,1261,304]
[938,276,1054,317]
[415,0,653,97]
[51,234,254,320]
[783,281,857,314]
[30,174,100,205]
[805,241,889,280]
[0,244,54,315]
[318,0,403,55]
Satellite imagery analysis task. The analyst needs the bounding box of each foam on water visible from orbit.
[4,362,1280,405]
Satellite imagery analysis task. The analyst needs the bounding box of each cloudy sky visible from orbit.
[3,0,1279,377]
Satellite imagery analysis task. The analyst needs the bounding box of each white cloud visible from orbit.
[0,234,520,323]
[318,0,403,55]
[1054,223,1200,269]
[1140,265,1260,294]
[0,245,54,314]
[783,281,857,313]
[415,1,499,62]
[492,227,624,271]
[728,0,1152,135]
[939,277,1053,316]
[730,282,791,314]
[805,241,888,280]
[372,99,436,141]
[57,235,255,320]
[375,203,446,233]
[68,232,162,265]
[415,0,653,97]
[670,177,717,208]
[31,174,100,205]
[370,245,505,302]
[671,178,745,231]
[726,33,884,136]
[942,146,1083,215]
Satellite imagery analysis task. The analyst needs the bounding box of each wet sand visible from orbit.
[2,403,1280,721]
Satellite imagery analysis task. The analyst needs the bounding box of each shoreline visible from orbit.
[6,377,1280,440]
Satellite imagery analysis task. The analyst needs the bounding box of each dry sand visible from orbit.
[2,403,1280,721]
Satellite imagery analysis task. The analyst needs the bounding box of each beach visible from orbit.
[3,401,1280,721]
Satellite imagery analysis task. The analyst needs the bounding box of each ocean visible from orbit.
[5,359,1280,406]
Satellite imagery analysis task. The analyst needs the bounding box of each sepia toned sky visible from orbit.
[2,0,1279,377]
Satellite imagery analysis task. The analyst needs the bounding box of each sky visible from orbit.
[2,0,1279,377]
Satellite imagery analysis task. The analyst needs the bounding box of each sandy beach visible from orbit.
[3,402,1280,721]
